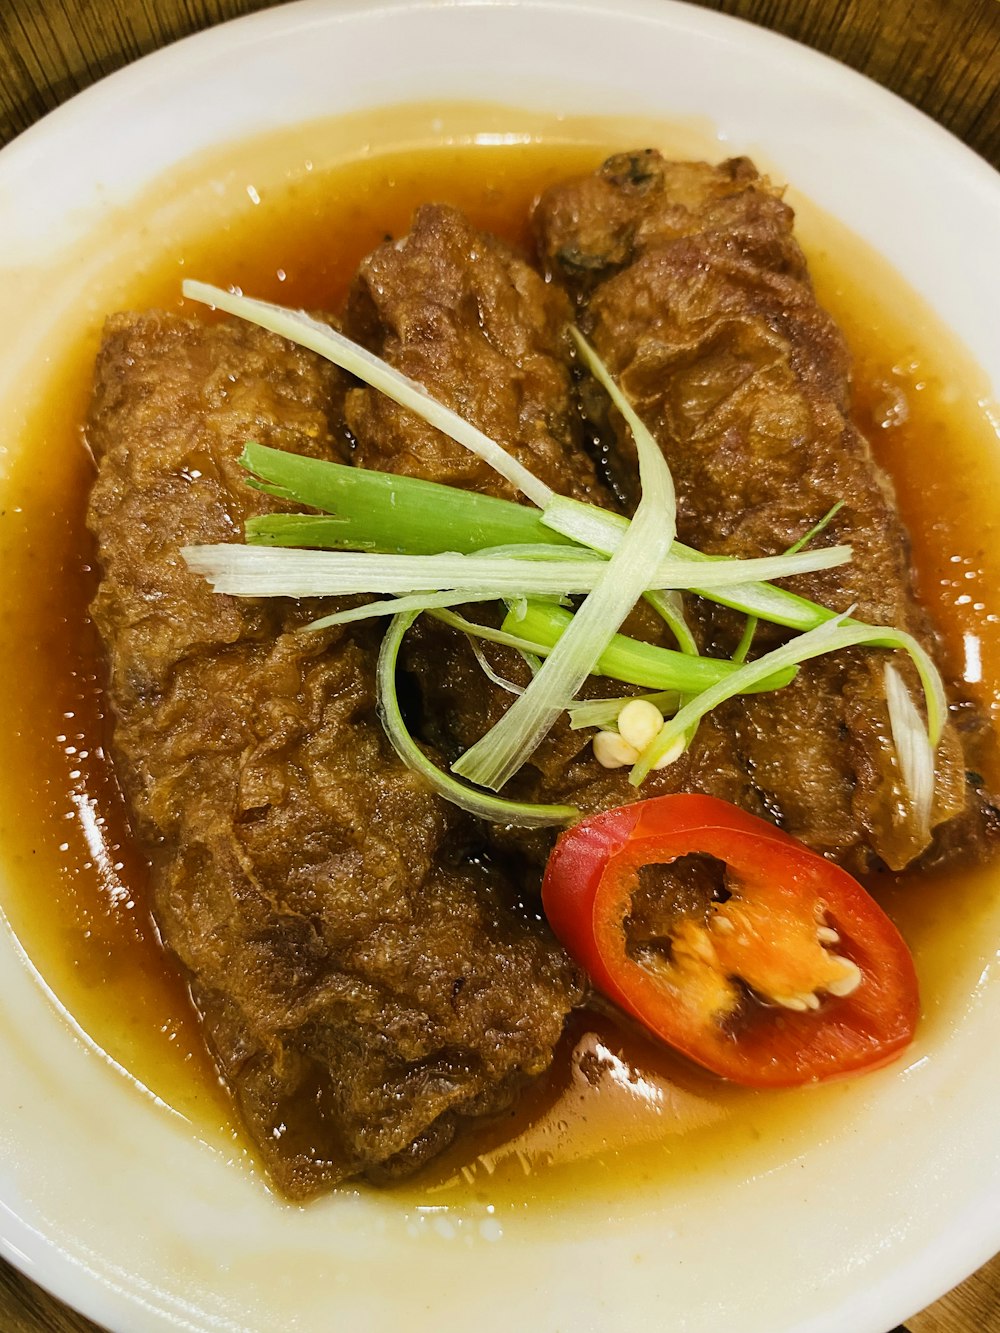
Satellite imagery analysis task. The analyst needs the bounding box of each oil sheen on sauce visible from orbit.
[1,113,998,1210]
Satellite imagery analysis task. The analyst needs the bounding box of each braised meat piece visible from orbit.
[533,151,990,871]
[86,312,581,1200]
[345,202,605,502]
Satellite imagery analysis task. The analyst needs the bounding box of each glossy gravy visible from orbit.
[1,119,998,1209]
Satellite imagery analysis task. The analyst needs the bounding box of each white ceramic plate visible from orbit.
[1,2,999,1330]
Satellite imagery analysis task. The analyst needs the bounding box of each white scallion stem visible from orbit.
[304,591,502,631]
[182,545,610,598]
[542,496,850,587]
[182,541,848,601]
[429,608,561,656]
[884,662,935,838]
[467,638,526,696]
[644,589,699,656]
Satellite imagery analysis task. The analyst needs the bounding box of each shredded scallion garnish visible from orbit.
[449,328,677,789]
[185,533,850,600]
[496,602,797,695]
[376,611,576,827]
[884,661,935,836]
[179,283,947,829]
[235,441,851,631]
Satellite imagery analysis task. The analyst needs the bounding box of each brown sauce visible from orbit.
[2,111,999,1211]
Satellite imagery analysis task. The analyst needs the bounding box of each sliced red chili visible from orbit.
[542,794,919,1087]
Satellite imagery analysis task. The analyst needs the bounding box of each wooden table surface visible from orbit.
[1,0,999,1330]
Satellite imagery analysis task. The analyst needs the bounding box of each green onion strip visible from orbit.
[645,589,699,657]
[376,611,576,828]
[466,639,526,697]
[730,502,844,666]
[235,444,845,634]
[632,614,947,784]
[180,545,614,599]
[495,602,797,695]
[884,662,935,836]
[450,330,678,790]
[305,591,504,632]
[184,534,849,601]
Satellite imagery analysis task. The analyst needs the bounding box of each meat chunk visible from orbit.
[534,150,989,871]
[345,203,606,503]
[87,312,581,1199]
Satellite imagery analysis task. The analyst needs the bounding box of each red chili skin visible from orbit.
[542,795,920,1087]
